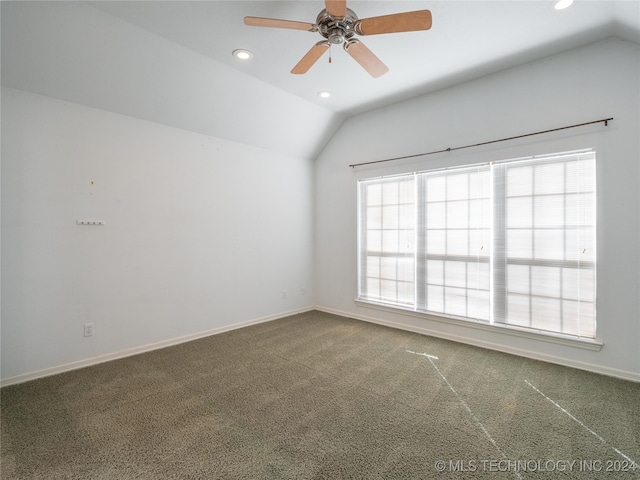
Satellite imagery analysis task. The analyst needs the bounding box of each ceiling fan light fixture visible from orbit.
[244,2,432,78]
[554,0,574,10]
[232,49,253,60]
[328,28,345,44]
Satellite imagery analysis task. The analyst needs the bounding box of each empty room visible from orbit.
[1,1,639,478]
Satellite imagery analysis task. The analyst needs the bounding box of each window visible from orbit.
[358,149,596,338]
[359,176,416,306]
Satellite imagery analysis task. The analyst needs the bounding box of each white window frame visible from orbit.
[357,149,599,345]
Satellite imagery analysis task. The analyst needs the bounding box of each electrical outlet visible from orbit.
[84,323,94,337]
[282,290,287,299]
[301,287,306,296]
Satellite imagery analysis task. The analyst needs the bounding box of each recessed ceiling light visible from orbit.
[554,0,574,10]
[318,91,332,98]
[232,49,253,60]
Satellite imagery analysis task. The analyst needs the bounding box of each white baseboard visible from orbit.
[314,305,640,383]
[5,306,637,386]
[0,307,313,387]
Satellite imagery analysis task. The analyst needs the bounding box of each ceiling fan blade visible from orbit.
[343,39,389,78]
[291,41,330,74]
[244,16,317,32]
[355,10,432,35]
[325,0,347,18]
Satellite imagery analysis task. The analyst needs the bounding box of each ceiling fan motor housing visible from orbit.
[317,8,358,45]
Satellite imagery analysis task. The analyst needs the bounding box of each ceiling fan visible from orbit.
[244,1,432,78]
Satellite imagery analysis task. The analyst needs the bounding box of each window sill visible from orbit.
[355,299,603,351]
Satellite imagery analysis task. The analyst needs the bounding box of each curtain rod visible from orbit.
[348,117,613,169]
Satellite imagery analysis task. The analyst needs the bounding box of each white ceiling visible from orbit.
[2,1,639,159]
[90,0,640,115]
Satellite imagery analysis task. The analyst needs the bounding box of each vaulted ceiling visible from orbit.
[2,1,639,159]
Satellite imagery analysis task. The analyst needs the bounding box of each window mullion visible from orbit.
[415,174,427,311]
[492,163,507,324]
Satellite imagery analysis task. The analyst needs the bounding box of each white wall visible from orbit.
[3,37,639,385]
[1,87,314,384]
[315,38,640,381]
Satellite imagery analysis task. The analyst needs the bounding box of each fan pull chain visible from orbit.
[329,44,332,63]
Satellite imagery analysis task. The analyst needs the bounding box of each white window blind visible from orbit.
[419,165,491,320]
[359,176,416,306]
[357,149,596,339]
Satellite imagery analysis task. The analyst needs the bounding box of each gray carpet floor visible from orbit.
[1,310,639,479]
